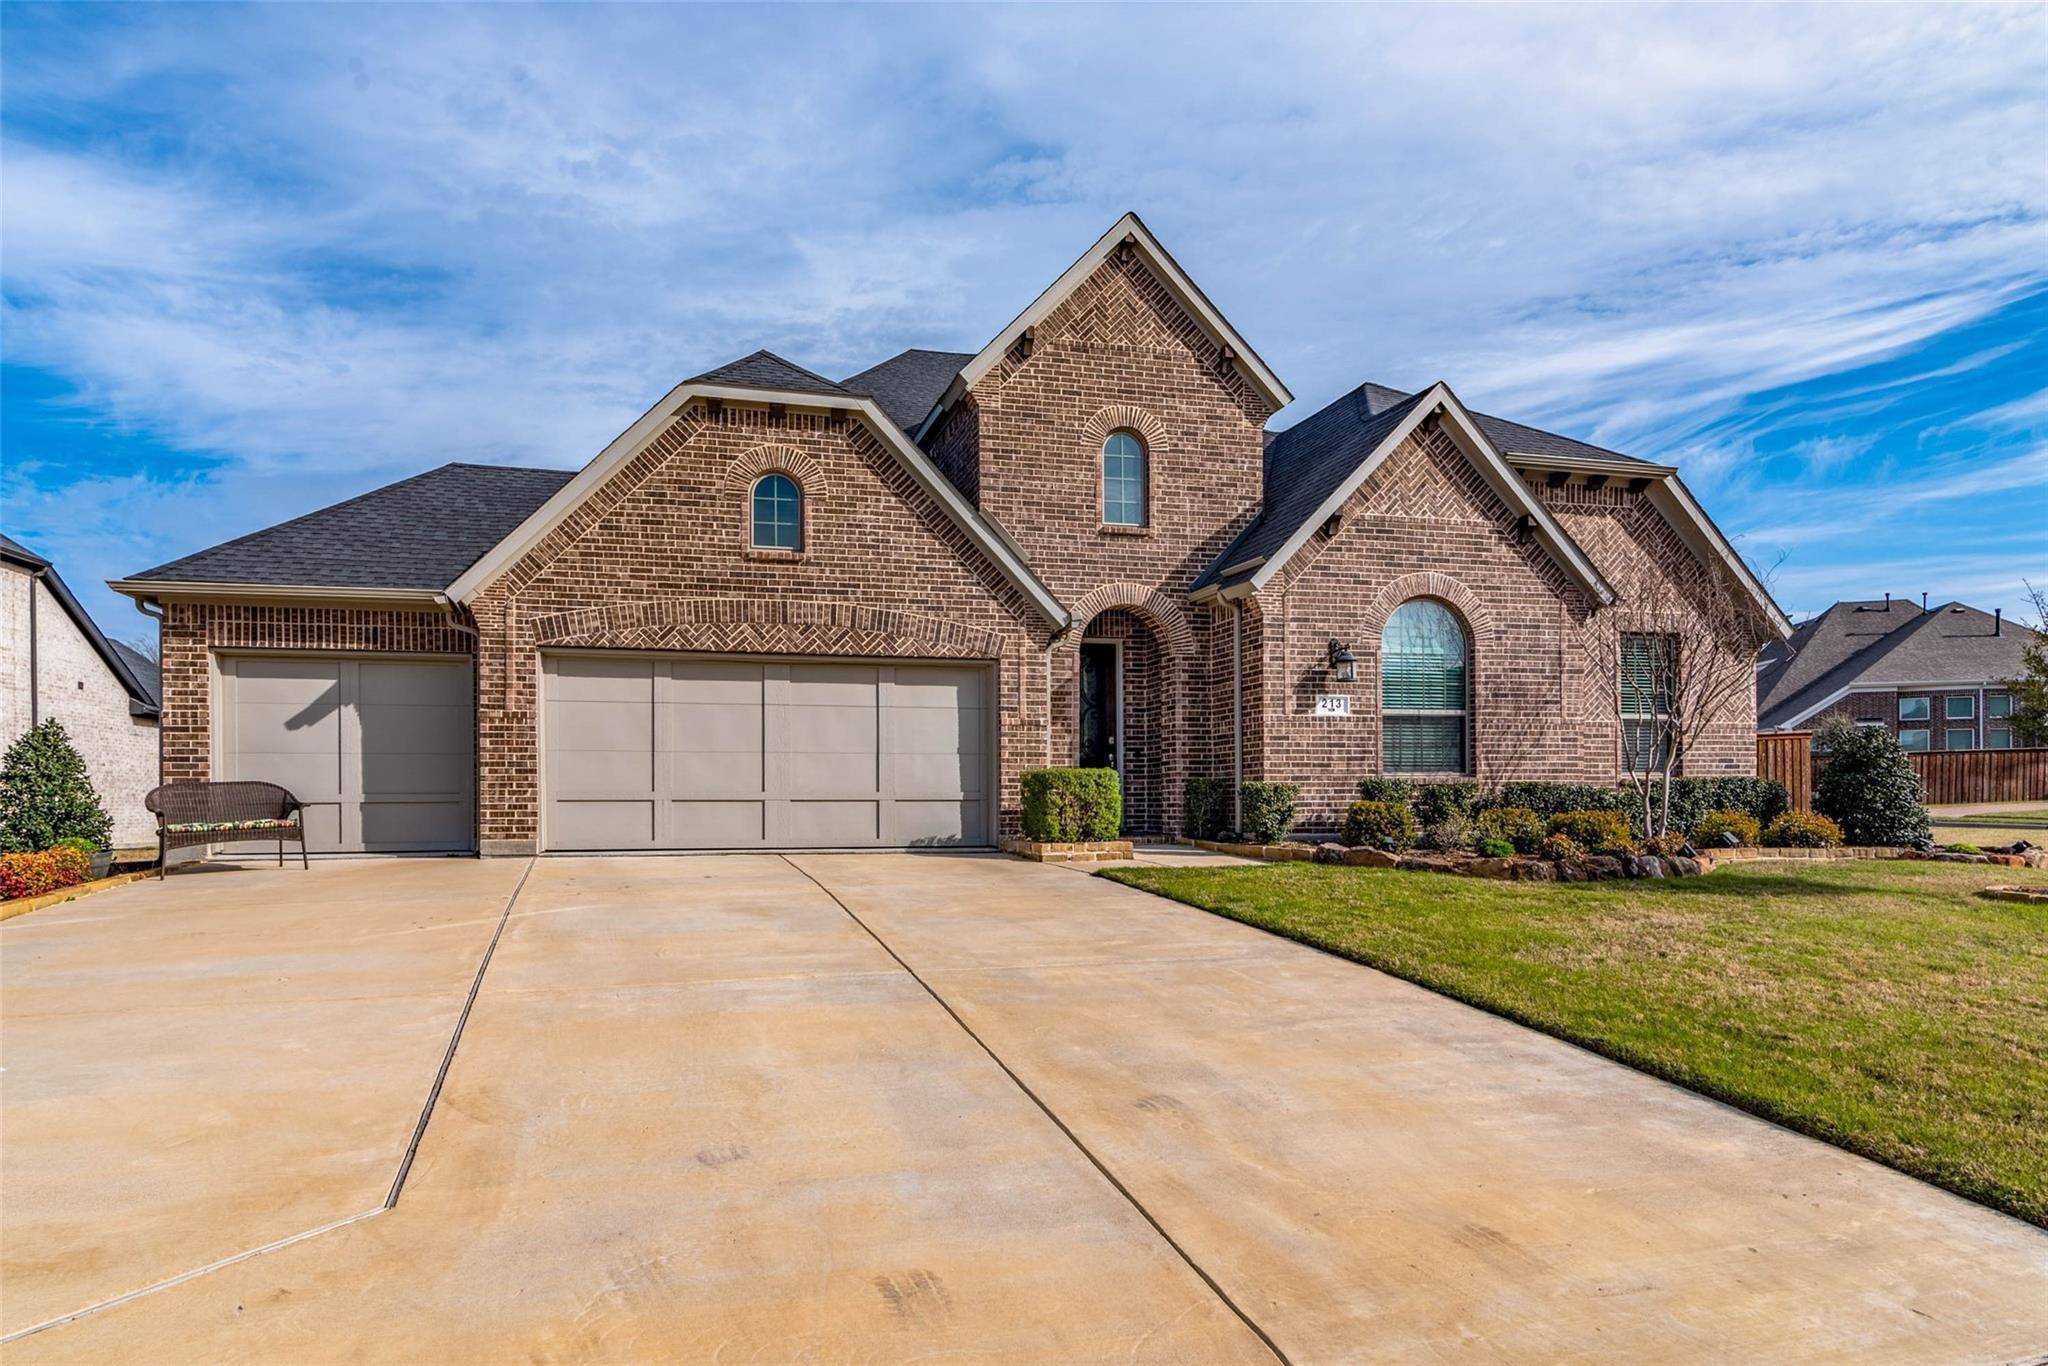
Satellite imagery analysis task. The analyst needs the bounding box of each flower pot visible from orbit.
[88,848,112,881]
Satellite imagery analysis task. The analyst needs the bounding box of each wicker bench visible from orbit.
[146,781,308,878]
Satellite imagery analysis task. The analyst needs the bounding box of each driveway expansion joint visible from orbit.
[781,854,1292,1365]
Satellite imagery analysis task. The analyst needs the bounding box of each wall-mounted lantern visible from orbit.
[1327,639,1358,684]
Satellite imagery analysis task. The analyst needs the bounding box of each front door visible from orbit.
[1079,642,1119,773]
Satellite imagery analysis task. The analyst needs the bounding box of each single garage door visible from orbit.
[216,655,474,853]
[542,654,991,850]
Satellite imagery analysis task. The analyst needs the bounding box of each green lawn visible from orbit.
[1100,857,2048,1226]
[1930,805,2048,848]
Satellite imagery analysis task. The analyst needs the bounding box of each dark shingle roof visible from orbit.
[128,463,575,591]
[1191,380,1654,591]
[1192,385,1429,589]
[841,349,972,431]
[1758,598,2040,728]
[1,532,161,716]
[686,349,851,397]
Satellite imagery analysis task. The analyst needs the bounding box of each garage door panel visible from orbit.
[234,750,344,804]
[891,800,982,847]
[229,659,341,705]
[548,698,652,752]
[358,704,468,756]
[548,748,655,799]
[660,701,764,750]
[233,702,343,754]
[785,800,880,845]
[786,751,878,799]
[890,750,982,799]
[667,661,765,702]
[359,752,468,799]
[669,751,764,798]
[542,655,990,851]
[549,800,655,850]
[358,661,469,706]
[669,800,765,847]
[547,657,655,702]
[360,800,470,849]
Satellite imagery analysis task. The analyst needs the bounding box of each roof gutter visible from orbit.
[107,579,452,609]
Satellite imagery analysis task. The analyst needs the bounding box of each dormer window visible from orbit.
[1102,432,1147,526]
[751,473,803,550]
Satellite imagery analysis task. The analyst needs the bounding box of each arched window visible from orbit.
[1101,432,1146,526]
[1380,599,1469,774]
[750,473,802,550]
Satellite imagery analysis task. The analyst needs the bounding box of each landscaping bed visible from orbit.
[1101,856,2048,1227]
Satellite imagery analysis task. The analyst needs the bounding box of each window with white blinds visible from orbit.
[1621,633,1676,773]
[1381,599,1468,774]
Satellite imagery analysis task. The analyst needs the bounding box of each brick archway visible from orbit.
[1055,583,1191,838]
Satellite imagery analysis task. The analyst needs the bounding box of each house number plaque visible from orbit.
[1313,694,1352,717]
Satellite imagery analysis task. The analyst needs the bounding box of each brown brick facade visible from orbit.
[149,241,1771,851]
[1811,687,2012,750]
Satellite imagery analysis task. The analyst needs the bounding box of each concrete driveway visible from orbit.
[4,854,2044,1362]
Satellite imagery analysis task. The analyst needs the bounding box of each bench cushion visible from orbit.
[164,819,300,834]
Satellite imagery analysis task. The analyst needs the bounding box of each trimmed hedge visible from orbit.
[1412,781,1484,827]
[1021,767,1121,842]
[1764,811,1844,848]
[1546,809,1637,856]
[1342,799,1417,851]
[1472,806,1544,855]
[1690,809,1760,848]
[1354,776,1414,805]
[1239,782,1301,843]
[1181,778,1232,840]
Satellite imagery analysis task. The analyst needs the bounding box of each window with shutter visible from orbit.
[1380,599,1468,774]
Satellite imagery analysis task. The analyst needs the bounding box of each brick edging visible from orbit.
[0,870,152,922]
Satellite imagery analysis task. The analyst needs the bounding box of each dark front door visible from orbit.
[1079,643,1119,772]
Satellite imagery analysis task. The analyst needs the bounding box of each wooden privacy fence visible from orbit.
[1910,748,2048,805]
[1755,733,2048,809]
[1755,732,1813,812]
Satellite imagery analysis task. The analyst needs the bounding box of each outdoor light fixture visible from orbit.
[1327,639,1358,683]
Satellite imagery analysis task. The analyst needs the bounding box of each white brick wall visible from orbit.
[0,562,160,847]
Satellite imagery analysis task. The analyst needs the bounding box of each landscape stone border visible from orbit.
[1002,838,1135,864]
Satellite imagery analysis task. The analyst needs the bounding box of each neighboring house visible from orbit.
[110,213,1785,853]
[1758,597,2039,752]
[2,533,162,846]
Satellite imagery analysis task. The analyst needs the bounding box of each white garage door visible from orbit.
[217,655,473,854]
[542,654,991,850]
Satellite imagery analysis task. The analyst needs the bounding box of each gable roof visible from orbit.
[1191,382,1616,607]
[116,464,576,594]
[1350,383,1653,470]
[914,211,1292,438]
[686,349,851,398]
[1758,598,2039,729]
[841,349,974,431]
[2,532,161,717]
[443,366,1069,627]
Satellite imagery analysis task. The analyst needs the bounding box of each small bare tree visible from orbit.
[1580,540,1782,839]
[2003,579,2048,748]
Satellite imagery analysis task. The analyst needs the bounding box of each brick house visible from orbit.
[111,214,1786,853]
[1758,597,2039,752]
[3,534,162,847]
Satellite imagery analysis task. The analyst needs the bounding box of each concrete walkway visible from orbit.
[4,853,2044,1361]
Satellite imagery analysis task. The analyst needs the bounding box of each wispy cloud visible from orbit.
[2,2,2044,639]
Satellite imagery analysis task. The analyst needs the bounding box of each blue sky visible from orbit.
[3,3,2044,647]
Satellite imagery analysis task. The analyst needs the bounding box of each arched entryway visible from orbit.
[1077,607,1168,836]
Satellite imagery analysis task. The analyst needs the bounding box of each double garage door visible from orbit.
[216,655,473,854]
[542,654,992,850]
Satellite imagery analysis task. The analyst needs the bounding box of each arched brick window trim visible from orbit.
[1359,572,1493,777]
[1081,404,1168,458]
[724,445,824,553]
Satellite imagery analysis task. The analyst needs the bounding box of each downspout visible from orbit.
[1232,599,1244,833]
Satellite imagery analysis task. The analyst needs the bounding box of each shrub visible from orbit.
[1412,781,1484,827]
[1477,837,1515,858]
[1664,777,1789,833]
[1690,809,1760,848]
[54,835,100,860]
[1944,841,1983,855]
[0,720,113,855]
[1763,811,1844,848]
[1181,778,1232,840]
[1471,806,1543,855]
[1341,800,1416,851]
[1546,809,1636,856]
[1812,719,1931,847]
[0,846,89,901]
[1540,832,1584,861]
[1644,832,1688,858]
[1354,776,1414,806]
[1419,812,1474,852]
[1238,782,1301,843]
[1494,782,1629,822]
[1020,767,1121,842]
